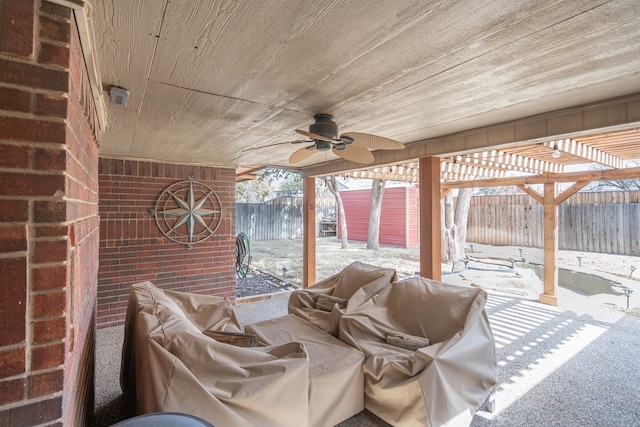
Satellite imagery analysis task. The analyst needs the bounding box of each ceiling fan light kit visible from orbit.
[315,140,332,152]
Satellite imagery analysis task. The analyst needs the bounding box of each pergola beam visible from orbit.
[442,166,640,189]
[235,166,263,182]
[235,173,259,182]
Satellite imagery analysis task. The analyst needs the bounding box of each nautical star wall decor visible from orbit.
[151,176,225,249]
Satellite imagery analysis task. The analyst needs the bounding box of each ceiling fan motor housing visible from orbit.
[310,114,338,139]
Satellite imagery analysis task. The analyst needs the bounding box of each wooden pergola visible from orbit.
[299,118,640,306]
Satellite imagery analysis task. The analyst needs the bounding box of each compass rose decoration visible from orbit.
[151,176,225,249]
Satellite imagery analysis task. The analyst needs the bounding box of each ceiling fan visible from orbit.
[243,114,405,164]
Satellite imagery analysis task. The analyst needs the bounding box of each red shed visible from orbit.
[338,186,419,247]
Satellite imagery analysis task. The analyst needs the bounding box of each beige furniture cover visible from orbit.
[288,261,398,335]
[339,277,497,427]
[246,314,365,427]
[121,282,311,427]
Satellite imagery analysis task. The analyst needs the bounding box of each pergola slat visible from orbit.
[541,139,625,168]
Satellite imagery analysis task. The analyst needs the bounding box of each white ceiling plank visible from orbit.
[93,0,167,112]
[149,1,442,110]
[99,108,139,157]
[91,0,640,171]
[128,81,314,167]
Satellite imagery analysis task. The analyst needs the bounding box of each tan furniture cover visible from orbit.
[121,282,311,427]
[288,261,398,335]
[246,314,365,427]
[339,277,497,427]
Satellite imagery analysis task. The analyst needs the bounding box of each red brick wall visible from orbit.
[0,1,99,426]
[98,159,236,328]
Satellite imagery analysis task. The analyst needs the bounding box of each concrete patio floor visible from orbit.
[94,290,640,426]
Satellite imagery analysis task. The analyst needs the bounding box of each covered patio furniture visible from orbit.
[121,282,311,427]
[288,261,398,335]
[339,277,497,427]
[245,314,365,427]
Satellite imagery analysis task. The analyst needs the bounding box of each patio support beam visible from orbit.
[440,188,452,200]
[540,182,558,306]
[419,157,441,281]
[516,184,543,204]
[555,181,591,205]
[303,176,316,287]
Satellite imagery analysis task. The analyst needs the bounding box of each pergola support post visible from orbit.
[540,182,558,306]
[303,176,316,287]
[518,180,594,306]
[419,157,442,281]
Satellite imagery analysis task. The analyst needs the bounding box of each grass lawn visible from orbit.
[249,237,421,284]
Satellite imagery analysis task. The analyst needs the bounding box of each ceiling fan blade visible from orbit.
[341,132,405,150]
[295,129,335,142]
[289,145,317,163]
[333,144,375,164]
[241,140,306,152]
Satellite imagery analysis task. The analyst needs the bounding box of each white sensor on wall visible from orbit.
[109,86,129,108]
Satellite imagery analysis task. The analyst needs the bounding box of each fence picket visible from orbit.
[236,196,336,241]
[466,190,640,255]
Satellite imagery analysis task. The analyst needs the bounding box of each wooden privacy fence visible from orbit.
[237,191,640,254]
[236,196,336,241]
[466,190,640,255]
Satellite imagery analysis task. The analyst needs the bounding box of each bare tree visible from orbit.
[324,176,348,249]
[235,173,274,202]
[367,179,386,250]
[441,188,472,265]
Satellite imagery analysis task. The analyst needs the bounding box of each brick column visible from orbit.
[0,1,99,425]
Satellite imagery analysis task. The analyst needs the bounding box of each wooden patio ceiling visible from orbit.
[339,127,640,183]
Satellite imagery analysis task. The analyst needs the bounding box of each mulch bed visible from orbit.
[236,269,299,298]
